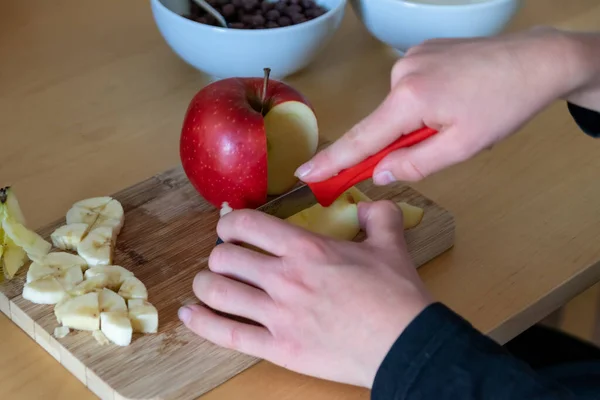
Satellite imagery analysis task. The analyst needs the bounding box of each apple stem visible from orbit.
[260,67,271,115]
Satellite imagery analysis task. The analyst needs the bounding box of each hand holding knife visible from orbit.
[216,126,438,244]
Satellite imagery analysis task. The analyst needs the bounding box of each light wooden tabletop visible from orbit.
[2,1,600,399]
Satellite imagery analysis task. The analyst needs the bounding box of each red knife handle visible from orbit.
[307,127,438,207]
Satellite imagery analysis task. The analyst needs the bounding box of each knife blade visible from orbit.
[215,126,438,245]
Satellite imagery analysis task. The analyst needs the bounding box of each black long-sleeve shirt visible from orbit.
[372,103,600,399]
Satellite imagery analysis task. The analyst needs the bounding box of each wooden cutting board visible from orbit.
[0,166,455,400]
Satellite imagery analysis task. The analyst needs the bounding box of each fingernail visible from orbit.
[178,306,191,324]
[373,171,396,185]
[294,161,313,178]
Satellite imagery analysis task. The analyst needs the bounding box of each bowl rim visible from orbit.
[151,0,347,35]
[364,0,519,10]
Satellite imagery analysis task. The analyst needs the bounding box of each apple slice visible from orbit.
[101,311,132,346]
[286,191,360,241]
[55,292,100,331]
[128,299,159,334]
[265,101,318,195]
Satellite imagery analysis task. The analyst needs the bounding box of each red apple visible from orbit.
[180,68,319,210]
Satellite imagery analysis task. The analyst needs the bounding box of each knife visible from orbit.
[215,126,438,245]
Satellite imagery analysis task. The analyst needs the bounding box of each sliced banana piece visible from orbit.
[66,197,124,235]
[51,223,89,251]
[27,252,87,283]
[101,311,132,346]
[99,288,127,313]
[77,226,115,267]
[2,217,51,262]
[66,197,112,225]
[84,265,133,291]
[128,299,158,333]
[55,292,100,331]
[68,274,109,296]
[118,276,148,300]
[53,326,70,339]
[22,276,68,304]
[92,330,110,345]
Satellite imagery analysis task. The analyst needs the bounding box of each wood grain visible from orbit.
[0,167,454,400]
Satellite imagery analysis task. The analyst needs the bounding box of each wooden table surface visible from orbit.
[2,1,600,399]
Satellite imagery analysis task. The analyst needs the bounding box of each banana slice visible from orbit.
[51,223,89,251]
[55,292,100,331]
[2,235,28,279]
[92,330,110,345]
[77,226,115,267]
[128,299,158,333]
[118,276,148,300]
[84,266,133,291]
[66,197,124,235]
[99,288,127,313]
[67,274,109,296]
[2,217,51,263]
[66,197,112,225]
[27,252,87,283]
[22,276,68,304]
[101,311,132,346]
[53,326,70,339]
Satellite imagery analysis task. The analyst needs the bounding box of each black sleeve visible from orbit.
[371,303,576,400]
[567,102,600,138]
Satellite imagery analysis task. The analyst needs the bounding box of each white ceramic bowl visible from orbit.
[150,0,347,79]
[350,0,522,54]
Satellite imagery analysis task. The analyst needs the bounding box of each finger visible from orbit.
[193,270,275,326]
[179,304,273,358]
[294,86,424,183]
[209,242,280,290]
[372,126,473,183]
[357,201,407,250]
[218,209,313,257]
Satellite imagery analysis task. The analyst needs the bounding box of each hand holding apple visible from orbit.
[180,68,319,210]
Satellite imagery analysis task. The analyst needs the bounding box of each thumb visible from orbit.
[357,201,407,249]
[295,89,423,183]
[372,127,476,183]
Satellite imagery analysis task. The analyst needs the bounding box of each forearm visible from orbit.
[560,30,600,112]
[371,303,575,400]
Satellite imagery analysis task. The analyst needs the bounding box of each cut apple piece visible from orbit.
[101,311,132,346]
[22,276,68,304]
[55,292,100,331]
[99,288,127,313]
[51,223,89,251]
[265,101,319,195]
[118,276,148,300]
[128,299,158,333]
[286,191,360,241]
[396,202,425,229]
[77,226,115,267]
[84,265,133,291]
